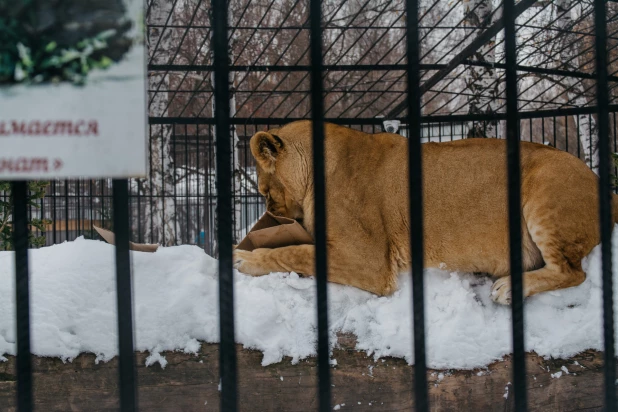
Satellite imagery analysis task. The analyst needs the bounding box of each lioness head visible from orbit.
[250,130,306,221]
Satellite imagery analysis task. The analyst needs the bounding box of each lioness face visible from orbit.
[257,165,304,221]
[250,130,307,222]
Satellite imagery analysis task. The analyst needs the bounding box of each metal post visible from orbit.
[503,1,527,410]
[593,0,616,410]
[12,181,32,412]
[112,179,137,412]
[405,0,428,411]
[309,0,331,410]
[212,0,238,410]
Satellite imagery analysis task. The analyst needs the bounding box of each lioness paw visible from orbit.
[490,277,512,305]
[233,250,269,276]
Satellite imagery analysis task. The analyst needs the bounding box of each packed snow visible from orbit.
[1,227,618,370]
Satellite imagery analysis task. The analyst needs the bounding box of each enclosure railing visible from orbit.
[9,1,617,412]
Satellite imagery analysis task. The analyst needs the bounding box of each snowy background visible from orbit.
[1,226,618,370]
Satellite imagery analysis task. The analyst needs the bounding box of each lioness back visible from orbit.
[240,120,612,302]
[419,139,599,277]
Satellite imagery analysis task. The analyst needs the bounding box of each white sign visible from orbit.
[0,0,147,179]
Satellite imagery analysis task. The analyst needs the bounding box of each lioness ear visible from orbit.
[250,132,284,173]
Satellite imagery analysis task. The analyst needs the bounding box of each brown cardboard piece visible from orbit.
[93,225,159,253]
[236,212,314,251]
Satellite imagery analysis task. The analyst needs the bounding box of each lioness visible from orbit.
[233,120,618,304]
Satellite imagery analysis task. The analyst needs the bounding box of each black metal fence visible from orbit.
[8,0,618,411]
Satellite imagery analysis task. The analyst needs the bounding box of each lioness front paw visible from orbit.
[490,277,512,305]
[233,249,270,276]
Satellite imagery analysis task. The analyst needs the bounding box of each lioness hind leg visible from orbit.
[491,232,588,305]
[490,264,586,305]
[234,245,315,276]
[490,189,598,305]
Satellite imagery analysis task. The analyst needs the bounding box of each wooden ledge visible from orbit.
[0,334,611,411]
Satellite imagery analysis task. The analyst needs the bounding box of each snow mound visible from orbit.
[1,229,617,369]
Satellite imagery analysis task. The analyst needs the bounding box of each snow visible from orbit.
[145,351,168,369]
[503,382,510,399]
[1,226,618,370]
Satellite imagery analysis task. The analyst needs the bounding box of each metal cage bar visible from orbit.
[12,181,32,412]
[309,0,331,410]
[503,0,527,410]
[405,0,429,410]
[593,0,617,410]
[212,0,238,410]
[112,179,138,412]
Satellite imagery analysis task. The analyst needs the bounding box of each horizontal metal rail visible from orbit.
[148,62,618,82]
[149,104,618,126]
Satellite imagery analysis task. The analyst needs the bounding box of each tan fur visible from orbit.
[234,121,617,304]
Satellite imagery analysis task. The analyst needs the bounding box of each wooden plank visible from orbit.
[40,220,103,232]
[0,335,609,411]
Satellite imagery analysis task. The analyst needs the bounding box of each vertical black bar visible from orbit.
[172,127,179,245]
[405,0,428,411]
[12,181,32,412]
[161,126,166,245]
[212,0,237,410]
[612,112,618,193]
[137,180,142,244]
[589,113,594,167]
[112,179,137,412]
[90,180,94,240]
[593,1,616,410]
[231,125,237,241]
[244,126,249,233]
[553,116,557,147]
[52,181,57,244]
[309,0,331,411]
[77,180,82,237]
[196,124,202,250]
[503,1,527,411]
[149,125,155,244]
[39,187,45,245]
[185,125,190,245]
[64,180,69,242]
[565,116,569,154]
[206,126,213,255]
[575,116,576,161]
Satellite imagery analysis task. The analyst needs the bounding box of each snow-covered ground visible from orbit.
[1,228,617,370]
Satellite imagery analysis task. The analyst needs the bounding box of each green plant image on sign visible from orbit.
[0,0,134,85]
[0,181,51,250]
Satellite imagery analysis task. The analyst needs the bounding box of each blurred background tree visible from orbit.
[0,181,50,250]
